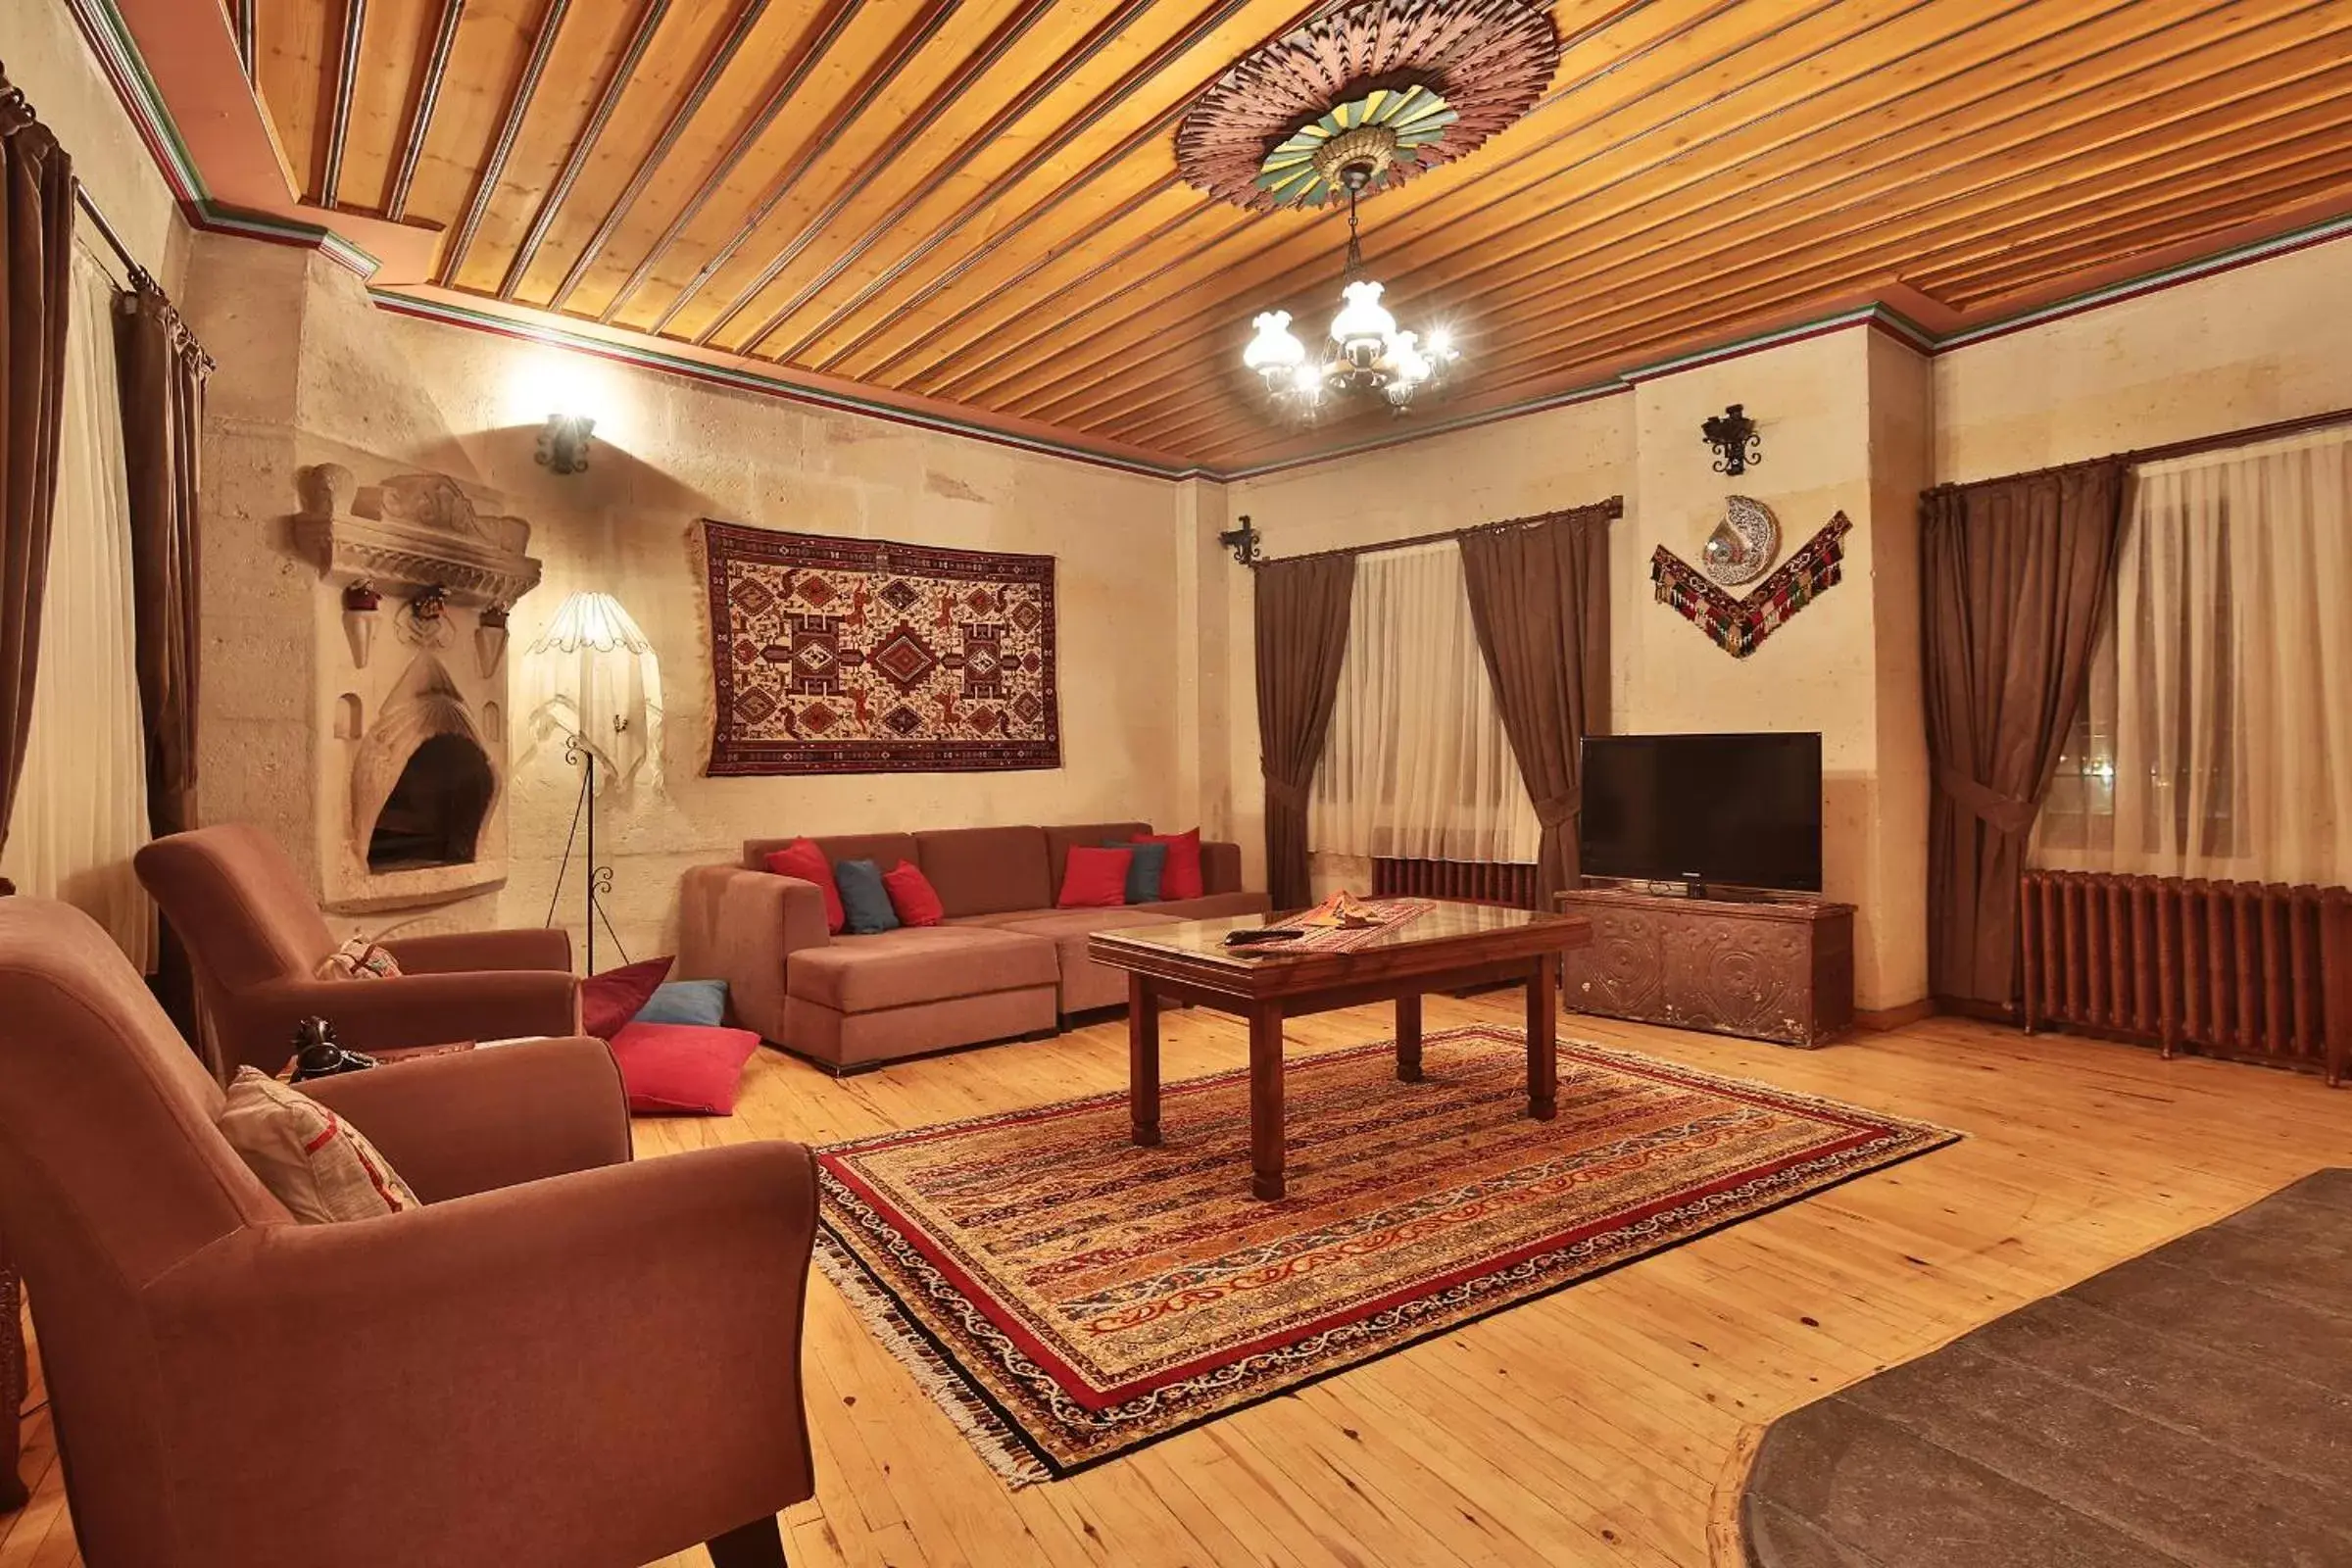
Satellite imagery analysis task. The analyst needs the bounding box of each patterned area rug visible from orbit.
[816,1026,1958,1484]
[697,518,1057,774]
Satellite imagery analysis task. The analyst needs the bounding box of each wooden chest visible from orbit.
[1556,886,1855,1048]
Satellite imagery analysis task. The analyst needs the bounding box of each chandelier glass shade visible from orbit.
[1242,178,1459,420]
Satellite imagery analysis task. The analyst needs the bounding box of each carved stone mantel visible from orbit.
[294,464,541,915]
[293,463,542,606]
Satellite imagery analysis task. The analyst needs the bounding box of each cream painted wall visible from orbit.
[0,0,186,285]
[1935,232,2352,482]
[1217,393,1635,897]
[1219,327,1935,1008]
[186,239,1188,964]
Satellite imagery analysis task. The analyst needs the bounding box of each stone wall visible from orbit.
[182,235,1192,965]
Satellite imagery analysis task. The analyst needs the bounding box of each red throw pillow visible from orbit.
[881,860,945,927]
[581,956,673,1040]
[1058,846,1133,909]
[609,1022,760,1115]
[1138,828,1203,899]
[763,838,845,934]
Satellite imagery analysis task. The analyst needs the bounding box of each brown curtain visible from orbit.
[1459,506,1614,908]
[0,67,67,1516]
[1921,460,2126,1008]
[117,275,211,1032]
[1254,554,1354,909]
[0,77,74,884]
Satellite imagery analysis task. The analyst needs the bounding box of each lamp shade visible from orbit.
[1329,279,1397,347]
[525,590,663,787]
[1243,310,1307,371]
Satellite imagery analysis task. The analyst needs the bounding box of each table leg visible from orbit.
[1396,992,1424,1082]
[1528,956,1558,1120]
[1129,973,1161,1147]
[1250,1003,1286,1200]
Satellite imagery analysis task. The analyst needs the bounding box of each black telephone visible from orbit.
[288,1016,380,1083]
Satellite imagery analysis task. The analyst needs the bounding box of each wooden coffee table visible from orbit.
[1088,901,1593,1200]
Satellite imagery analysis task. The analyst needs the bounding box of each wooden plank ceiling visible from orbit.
[246,0,2352,468]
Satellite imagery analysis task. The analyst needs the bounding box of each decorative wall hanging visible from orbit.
[1652,514,1850,659]
[1701,404,1762,475]
[1702,495,1781,586]
[698,520,1059,776]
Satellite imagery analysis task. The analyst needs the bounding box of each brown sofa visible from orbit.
[136,823,580,1080]
[0,897,816,1568]
[678,822,1268,1071]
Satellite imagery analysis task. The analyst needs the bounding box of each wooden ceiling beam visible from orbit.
[719,0,1165,364]
[831,0,1676,388]
[318,0,368,208]
[1925,140,2352,303]
[440,0,574,279]
[1021,0,2328,429]
[848,178,1205,384]
[499,0,674,299]
[756,0,1318,369]
[1126,108,2352,451]
[386,0,466,221]
[630,0,950,333]
[692,0,1070,354]
[949,0,1988,410]
[540,1,768,310]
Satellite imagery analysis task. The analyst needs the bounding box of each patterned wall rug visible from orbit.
[815,1026,1958,1484]
[697,519,1058,775]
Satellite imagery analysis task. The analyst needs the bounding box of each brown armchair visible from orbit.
[135,823,580,1077]
[0,898,816,1568]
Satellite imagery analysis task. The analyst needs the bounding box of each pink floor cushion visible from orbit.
[609,1022,760,1115]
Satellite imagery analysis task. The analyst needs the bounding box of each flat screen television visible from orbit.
[1578,731,1823,894]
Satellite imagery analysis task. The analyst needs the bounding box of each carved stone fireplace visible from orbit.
[294,466,541,912]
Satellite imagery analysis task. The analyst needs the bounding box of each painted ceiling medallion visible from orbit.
[1255,87,1458,209]
[1175,0,1562,213]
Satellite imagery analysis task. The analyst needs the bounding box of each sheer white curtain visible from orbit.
[0,242,155,964]
[1310,541,1539,863]
[2034,423,2352,885]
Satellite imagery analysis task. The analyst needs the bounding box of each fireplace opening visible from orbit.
[368,734,495,872]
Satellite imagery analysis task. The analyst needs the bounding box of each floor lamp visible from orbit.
[527,590,659,975]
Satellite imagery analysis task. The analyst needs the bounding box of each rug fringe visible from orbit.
[813,1233,1054,1489]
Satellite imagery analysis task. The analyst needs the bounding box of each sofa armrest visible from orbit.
[149,1142,817,1568]
[301,1037,630,1202]
[677,864,830,1044]
[378,927,571,975]
[237,970,582,1067]
[1201,839,1246,896]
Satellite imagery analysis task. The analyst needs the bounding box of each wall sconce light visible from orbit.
[537,413,596,475]
[1218,514,1264,566]
[1700,404,1762,476]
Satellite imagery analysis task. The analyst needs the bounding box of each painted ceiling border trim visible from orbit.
[61,0,383,281]
[1217,214,2352,481]
[55,0,2352,483]
[368,291,1202,481]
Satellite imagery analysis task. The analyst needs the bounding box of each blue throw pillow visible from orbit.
[833,858,901,935]
[1111,840,1167,905]
[634,978,728,1027]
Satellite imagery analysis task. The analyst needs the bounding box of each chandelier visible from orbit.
[1239,128,1458,420]
[1174,0,1561,423]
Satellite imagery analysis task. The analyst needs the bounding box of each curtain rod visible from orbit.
[1924,406,2352,496]
[1251,497,1624,567]
[74,180,146,280]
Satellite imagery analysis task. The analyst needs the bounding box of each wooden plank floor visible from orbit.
[9,997,2348,1567]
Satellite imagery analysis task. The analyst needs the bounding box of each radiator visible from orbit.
[2019,870,2352,1082]
[1371,857,1540,910]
